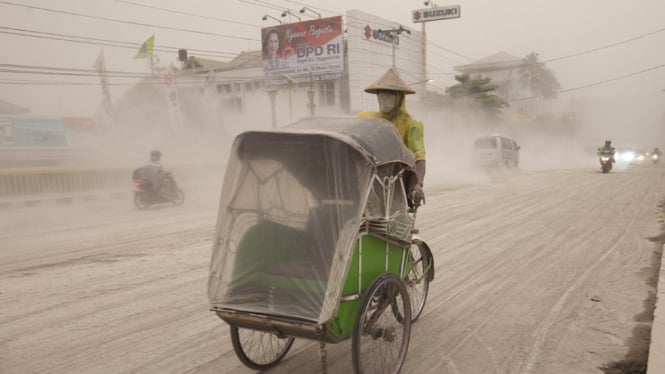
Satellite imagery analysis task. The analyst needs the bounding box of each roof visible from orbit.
[454,52,523,74]
[227,51,262,70]
[283,116,416,167]
[238,117,416,168]
[0,98,30,114]
[179,50,263,74]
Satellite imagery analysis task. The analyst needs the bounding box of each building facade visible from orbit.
[150,10,427,136]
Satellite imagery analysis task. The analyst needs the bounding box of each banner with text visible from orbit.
[261,16,344,84]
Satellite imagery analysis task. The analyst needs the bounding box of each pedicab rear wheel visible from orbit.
[352,273,411,374]
[230,326,294,370]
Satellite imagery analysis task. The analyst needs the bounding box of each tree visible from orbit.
[519,52,561,100]
[445,74,509,117]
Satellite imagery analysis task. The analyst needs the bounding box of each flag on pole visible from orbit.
[93,49,113,114]
[134,35,155,59]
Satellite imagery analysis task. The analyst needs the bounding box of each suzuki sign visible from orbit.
[412,5,461,23]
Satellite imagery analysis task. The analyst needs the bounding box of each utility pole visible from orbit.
[377,26,411,70]
[412,3,461,100]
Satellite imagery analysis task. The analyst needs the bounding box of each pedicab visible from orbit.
[207,117,435,373]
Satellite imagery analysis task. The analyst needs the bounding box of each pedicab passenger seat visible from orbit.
[227,213,334,312]
[261,204,340,283]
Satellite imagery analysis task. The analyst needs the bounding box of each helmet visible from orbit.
[150,150,161,161]
[364,68,415,95]
[605,140,611,145]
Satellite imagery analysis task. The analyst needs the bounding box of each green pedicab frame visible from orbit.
[208,117,434,373]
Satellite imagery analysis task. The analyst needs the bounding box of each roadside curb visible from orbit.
[0,182,215,210]
[647,240,665,373]
[0,190,131,209]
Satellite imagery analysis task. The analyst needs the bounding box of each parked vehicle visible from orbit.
[132,170,184,209]
[472,135,521,168]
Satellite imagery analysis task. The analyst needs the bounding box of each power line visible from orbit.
[544,26,665,64]
[256,0,474,63]
[0,26,238,58]
[0,63,148,78]
[510,62,665,101]
[560,63,665,93]
[0,1,259,42]
[112,0,261,28]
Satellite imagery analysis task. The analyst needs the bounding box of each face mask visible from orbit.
[377,91,398,113]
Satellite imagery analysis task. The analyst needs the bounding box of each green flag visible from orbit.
[134,35,154,59]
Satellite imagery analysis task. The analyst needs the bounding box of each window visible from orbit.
[217,84,231,95]
[474,137,497,149]
[318,81,335,106]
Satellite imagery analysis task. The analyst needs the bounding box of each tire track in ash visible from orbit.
[521,174,653,374]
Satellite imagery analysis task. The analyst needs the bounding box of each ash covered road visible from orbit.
[1,166,662,374]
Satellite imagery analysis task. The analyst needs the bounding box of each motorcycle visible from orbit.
[133,170,185,209]
[652,153,660,164]
[599,152,613,173]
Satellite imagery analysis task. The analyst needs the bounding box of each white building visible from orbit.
[453,52,545,120]
[165,10,427,135]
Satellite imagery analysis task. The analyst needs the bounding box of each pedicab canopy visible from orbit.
[208,117,415,324]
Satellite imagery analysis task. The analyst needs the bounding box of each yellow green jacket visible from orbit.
[358,91,426,161]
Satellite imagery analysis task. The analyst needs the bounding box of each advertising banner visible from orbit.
[0,117,14,145]
[261,16,344,84]
[62,117,99,147]
[1,117,67,147]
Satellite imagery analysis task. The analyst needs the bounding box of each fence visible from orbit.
[0,167,130,198]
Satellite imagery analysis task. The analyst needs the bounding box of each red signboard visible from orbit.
[261,16,344,83]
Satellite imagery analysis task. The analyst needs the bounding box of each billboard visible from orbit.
[412,5,461,23]
[261,16,344,84]
[0,116,98,147]
[5,117,67,147]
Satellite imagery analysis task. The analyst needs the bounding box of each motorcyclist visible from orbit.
[597,140,616,163]
[142,150,166,196]
[358,68,426,207]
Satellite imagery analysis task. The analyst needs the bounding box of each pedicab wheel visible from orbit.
[230,326,294,370]
[172,189,185,206]
[352,273,411,374]
[400,239,431,323]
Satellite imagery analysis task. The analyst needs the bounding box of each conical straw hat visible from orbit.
[364,68,415,94]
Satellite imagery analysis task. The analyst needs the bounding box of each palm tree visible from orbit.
[446,74,509,117]
[519,52,560,100]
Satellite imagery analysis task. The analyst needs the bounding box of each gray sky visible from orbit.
[2,0,665,144]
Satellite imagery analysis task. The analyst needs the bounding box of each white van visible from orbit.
[472,135,521,168]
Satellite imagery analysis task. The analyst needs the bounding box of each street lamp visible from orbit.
[281,10,301,22]
[299,7,321,18]
[409,78,433,86]
[261,14,282,24]
[376,25,411,68]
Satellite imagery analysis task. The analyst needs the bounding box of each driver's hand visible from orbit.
[412,184,425,207]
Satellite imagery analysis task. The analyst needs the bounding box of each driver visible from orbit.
[358,68,426,207]
[143,150,166,195]
[598,140,616,163]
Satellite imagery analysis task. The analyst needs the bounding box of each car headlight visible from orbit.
[621,152,635,162]
[637,154,645,161]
